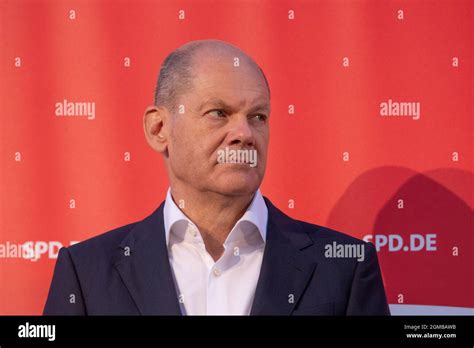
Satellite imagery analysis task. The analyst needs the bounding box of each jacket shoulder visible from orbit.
[297,220,367,246]
[264,196,366,246]
[66,221,137,262]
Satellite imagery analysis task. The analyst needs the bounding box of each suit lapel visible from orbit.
[113,203,182,315]
[250,198,318,315]
[112,197,317,316]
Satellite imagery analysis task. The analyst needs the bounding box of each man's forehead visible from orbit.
[197,94,270,112]
[195,65,265,88]
[193,50,265,83]
[191,69,270,107]
[179,47,270,110]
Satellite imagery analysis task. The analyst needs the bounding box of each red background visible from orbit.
[0,0,472,314]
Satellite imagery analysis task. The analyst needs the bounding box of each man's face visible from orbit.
[166,53,270,197]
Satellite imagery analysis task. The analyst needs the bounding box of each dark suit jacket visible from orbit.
[43,198,390,315]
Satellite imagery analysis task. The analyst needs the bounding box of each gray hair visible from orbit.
[153,40,271,112]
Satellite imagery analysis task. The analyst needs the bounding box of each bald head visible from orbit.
[154,39,270,111]
[144,39,271,200]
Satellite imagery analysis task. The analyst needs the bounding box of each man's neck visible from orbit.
[169,184,254,261]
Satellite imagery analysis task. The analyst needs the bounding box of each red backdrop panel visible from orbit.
[0,0,472,314]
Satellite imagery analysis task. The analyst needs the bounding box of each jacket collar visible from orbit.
[113,197,317,315]
[163,188,268,246]
[113,202,181,315]
[250,197,317,315]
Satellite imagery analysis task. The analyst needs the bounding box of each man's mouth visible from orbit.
[216,147,258,168]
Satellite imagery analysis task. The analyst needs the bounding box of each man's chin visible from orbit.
[211,175,261,197]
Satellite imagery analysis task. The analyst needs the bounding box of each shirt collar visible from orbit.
[163,188,268,246]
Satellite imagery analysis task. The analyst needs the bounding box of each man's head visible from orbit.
[143,39,271,198]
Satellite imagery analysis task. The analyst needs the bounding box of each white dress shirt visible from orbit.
[163,188,268,315]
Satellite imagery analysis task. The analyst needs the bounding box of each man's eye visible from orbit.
[207,109,226,118]
[254,114,267,122]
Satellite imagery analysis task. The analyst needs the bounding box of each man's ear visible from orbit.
[143,105,169,153]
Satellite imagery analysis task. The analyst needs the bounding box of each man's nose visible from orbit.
[228,115,256,148]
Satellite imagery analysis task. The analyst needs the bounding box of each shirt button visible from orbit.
[190,226,197,237]
[213,267,221,277]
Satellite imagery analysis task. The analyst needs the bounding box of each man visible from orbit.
[44,39,390,315]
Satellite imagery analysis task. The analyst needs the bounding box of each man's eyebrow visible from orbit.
[247,103,271,114]
[199,98,231,112]
[199,98,270,113]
